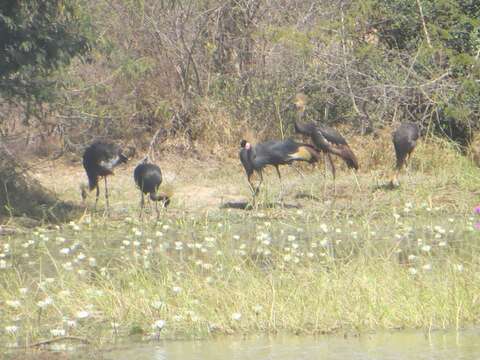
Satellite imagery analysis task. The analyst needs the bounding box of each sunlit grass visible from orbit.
[1,132,480,347]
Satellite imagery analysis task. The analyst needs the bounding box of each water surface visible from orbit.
[103,330,480,360]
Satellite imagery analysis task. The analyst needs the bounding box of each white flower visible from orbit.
[408,267,417,275]
[320,224,329,233]
[88,257,97,267]
[151,300,165,310]
[155,231,164,237]
[233,235,240,240]
[421,245,431,252]
[37,297,53,309]
[66,320,77,328]
[408,254,417,261]
[231,312,242,321]
[6,300,21,308]
[5,325,18,335]
[59,248,70,255]
[253,305,263,314]
[283,254,292,262]
[76,310,90,319]
[172,286,182,294]
[50,328,66,337]
[434,226,446,234]
[173,315,183,322]
[204,236,216,243]
[454,264,464,272]
[152,319,166,330]
[19,288,28,295]
[320,239,329,247]
[422,263,432,271]
[287,235,296,242]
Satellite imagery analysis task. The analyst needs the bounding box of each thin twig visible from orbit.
[416,0,432,49]
[28,336,90,348]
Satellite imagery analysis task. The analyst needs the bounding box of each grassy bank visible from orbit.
[1,133,480,347]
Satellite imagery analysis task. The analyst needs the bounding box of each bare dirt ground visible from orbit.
[30,151,368,219]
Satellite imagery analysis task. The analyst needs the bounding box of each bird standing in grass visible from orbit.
[239,138,320,198]
[81,141,135,212]
[292,94,359,194]
[134,158,171,219]
[391,122,420,186]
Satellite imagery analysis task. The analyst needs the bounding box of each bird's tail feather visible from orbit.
[87,173,98,191]
[334,144,359,170]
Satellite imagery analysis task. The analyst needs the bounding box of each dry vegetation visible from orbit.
[1,130,480,353]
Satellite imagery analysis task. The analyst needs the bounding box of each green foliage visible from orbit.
[0,0,94,102]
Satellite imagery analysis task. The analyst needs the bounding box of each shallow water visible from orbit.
[103,330,480,360]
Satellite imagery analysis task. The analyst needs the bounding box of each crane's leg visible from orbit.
[256,170,264,196]
[326,153,336,196]
[95,184,100,212]
[155,199,160,220]
[247,174,256,196]
[104,177,110,213]
[323,153,328,197]
[352,170,361,191]
[275,165,284,199]
[139,192,145,219]
[405,150,413,177]
[147,197,152,214]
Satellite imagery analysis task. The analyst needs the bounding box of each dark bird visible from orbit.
[391,122,420,186]
[292,95,359,193]
[134,159,171,218]
[81,141,135,211]
[239,138,320,197]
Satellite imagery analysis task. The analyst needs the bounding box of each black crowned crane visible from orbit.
[134,158,171,219]
[391,122,420,186]
[81,141,135,211]
[292,94,359,194]
[239,138,320,198]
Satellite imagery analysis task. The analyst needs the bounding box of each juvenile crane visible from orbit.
[239,138,320,197]
[81,141,135,211]
[391,122,420,186]
[292,94,359,193]
[134,158,171,218]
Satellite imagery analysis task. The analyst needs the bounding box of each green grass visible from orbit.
[1,135,480,347]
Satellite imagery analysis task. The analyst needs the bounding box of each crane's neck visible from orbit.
[294,109,312,136]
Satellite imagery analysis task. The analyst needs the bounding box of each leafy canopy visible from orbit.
[0,0,93,101]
